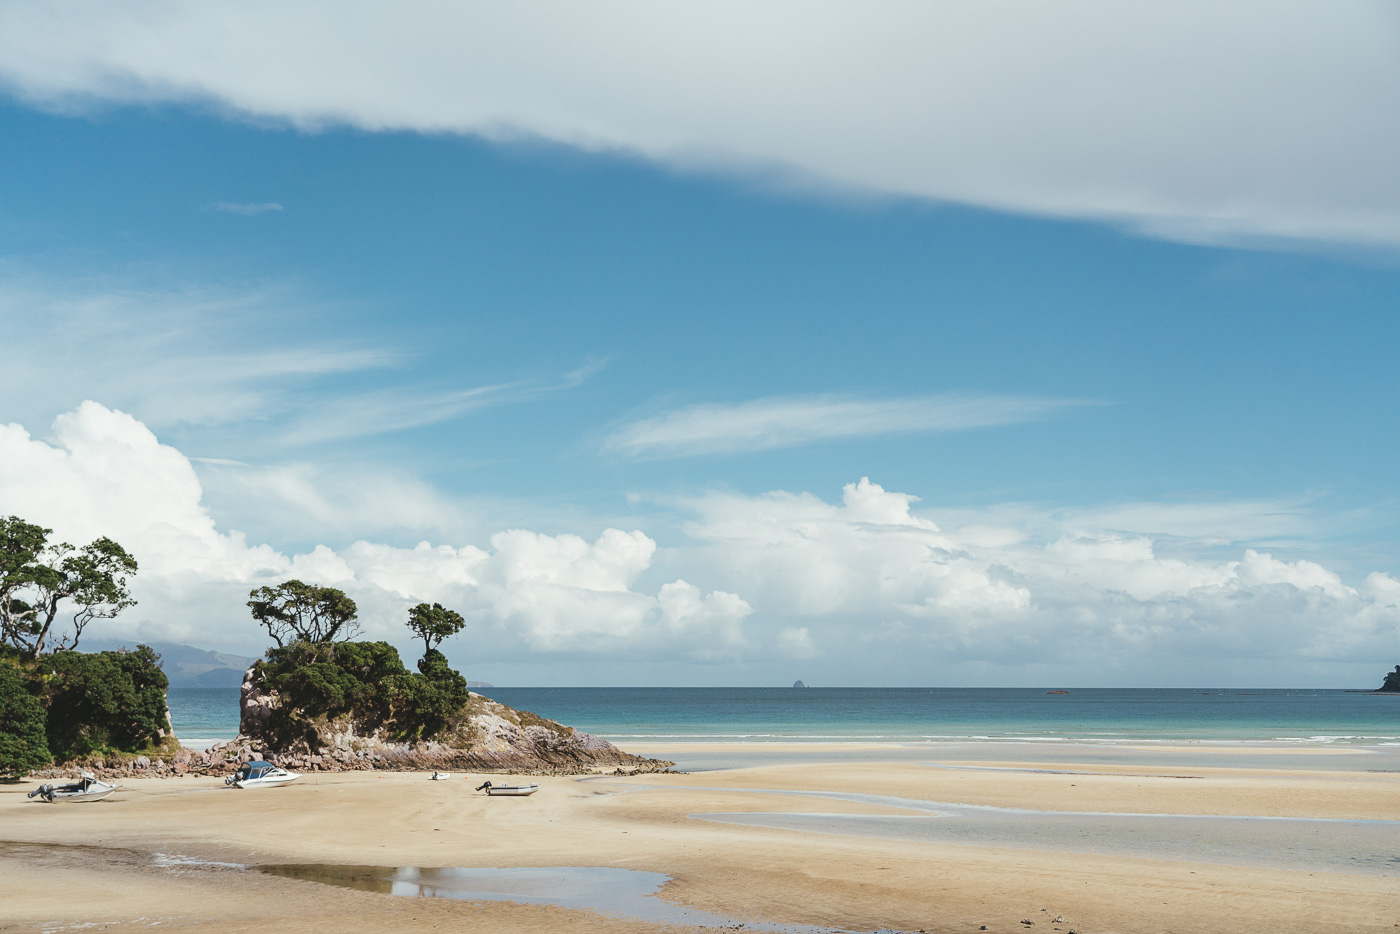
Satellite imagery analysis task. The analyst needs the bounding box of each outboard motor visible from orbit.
[27,784,54,801]
[474,781,492,792]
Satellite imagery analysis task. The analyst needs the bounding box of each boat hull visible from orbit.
[44,787,118,803]
[485,784,539,796]
[232,773,300,788]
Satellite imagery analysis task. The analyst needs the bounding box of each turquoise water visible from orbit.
[167,686,1400,750]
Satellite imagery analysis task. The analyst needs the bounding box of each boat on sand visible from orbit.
[474,780,539,796]
[27,772,120,803]
[225,760,300,788]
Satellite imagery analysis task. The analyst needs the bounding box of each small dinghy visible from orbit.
[226,760,300,789]
[28,771,120,803]
[474,780,539,796]
[430,771,452,781]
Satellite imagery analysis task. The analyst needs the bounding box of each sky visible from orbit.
[1,1,1398,686]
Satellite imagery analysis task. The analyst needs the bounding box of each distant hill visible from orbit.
[81,640,256,688]
[77,641,493,689]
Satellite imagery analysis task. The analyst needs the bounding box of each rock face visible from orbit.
[222,664,670,776]
[1380,666,1400,692]
[37,664,672,780]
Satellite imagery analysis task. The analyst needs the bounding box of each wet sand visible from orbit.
[2,743,1398,933]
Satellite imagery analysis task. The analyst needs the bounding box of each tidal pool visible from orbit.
[260,863,873,933]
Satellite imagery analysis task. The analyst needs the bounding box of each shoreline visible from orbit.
[5,742,1398,933]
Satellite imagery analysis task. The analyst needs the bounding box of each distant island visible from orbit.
[793,680,808,688]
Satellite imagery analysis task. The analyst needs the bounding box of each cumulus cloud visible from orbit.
[0,403,751,661]
[0,1,1396,247]
[679,477,1400,677]
[2,403,1396,683]
[605,393,1084,458]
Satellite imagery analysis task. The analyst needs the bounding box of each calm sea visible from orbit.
[167,686,1400,751]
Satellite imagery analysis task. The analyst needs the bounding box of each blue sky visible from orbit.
[1,2,1398,686]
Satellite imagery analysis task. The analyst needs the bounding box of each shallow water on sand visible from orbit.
[685,788,1400,876]
[259,864,876,933]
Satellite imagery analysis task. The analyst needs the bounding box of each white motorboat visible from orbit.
[28,771,120,803]
[225,760,301,788]
[474,780,539,796]
[430,771,452,781]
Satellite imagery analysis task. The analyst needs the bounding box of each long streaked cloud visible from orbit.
[604,393,1087,458]
[0,2,1396,248]
[0,272,602,446]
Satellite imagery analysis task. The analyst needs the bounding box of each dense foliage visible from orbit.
[42,646,171,761]
[0,516,138,660]
[248,580,360,646]
[253,640,472,749]
[0,645,170,774]
[0,660,51,777]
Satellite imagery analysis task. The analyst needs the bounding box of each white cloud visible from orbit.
[209,201,283,215]
[679,477,1400,674]
[0,403,751,661]
[2,404,1396,683]
[605,393,1083,458]
[0,1,1395,247]
[0,273,603,447]
[776,626,820,660]
[0,275,396,432]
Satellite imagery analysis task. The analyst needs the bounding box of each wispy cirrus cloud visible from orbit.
[208,201,283,215]
[0,270,603,448]
[604,393,1089,459]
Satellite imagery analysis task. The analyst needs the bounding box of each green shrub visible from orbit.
[0,661,51,776]
[253,641,474,747]
[42,645,170,761]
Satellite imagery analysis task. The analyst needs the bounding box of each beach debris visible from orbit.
[1021,920,1035,926]
[1053,916,1064,924]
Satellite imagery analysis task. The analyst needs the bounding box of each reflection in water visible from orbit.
[260,864,857,933]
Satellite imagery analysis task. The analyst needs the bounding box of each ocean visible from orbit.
[167,686,1400,752]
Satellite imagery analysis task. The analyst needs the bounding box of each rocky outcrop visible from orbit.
[36,663,672,780]
[210,664,670,776]
[1380,665,1400,692]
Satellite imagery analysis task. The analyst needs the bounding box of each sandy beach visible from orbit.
[3,743,1398,934]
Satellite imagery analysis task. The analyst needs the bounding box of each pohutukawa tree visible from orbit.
[0,516,138,660]
[405,602,465,657]
[247,580,360,646]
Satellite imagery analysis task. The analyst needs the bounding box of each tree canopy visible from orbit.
[0,662,51,777]
[405,602,465,657]
[42,645,170,761]
[0,516,138,660]
[248,580,360,646]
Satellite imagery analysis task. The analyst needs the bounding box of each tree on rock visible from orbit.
[0,516,138,660]
[248,581,359,646]
[406,602,465,658]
